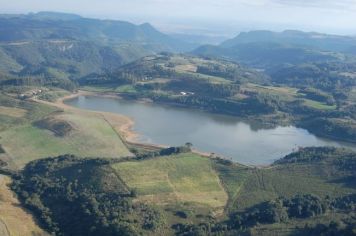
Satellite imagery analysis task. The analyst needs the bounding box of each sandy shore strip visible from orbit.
[33,91,212,157]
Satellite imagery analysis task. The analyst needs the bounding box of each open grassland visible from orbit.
[174,64,197,73]
[113,153,228,209]
[0,94,58,131]
[81,84,139,94]
[245,83,298,96]
[0,175,48,236]
[0,112,131,167]
[244,83,338,111]
[303,99,337,110]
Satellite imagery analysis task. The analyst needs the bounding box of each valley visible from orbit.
[0,11,355,236]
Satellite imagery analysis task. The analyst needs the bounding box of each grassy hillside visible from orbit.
[1,112,130,167]
[0,92,131,168]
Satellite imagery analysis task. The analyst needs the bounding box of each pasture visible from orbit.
[0,111,131,168]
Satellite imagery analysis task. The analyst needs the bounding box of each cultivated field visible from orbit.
[113,153,228,209]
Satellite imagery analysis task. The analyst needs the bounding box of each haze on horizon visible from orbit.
[1,0,356,37]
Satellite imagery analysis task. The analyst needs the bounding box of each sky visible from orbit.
[1,0,356,37]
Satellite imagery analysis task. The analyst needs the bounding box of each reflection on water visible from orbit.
[66,96,356,165]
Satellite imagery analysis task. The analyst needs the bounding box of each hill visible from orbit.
[193,42,341,68]
[0,12,193,52]
[0,12,195,85]
[193,30,356,68]
[221,30,356,53]
[7,147,356,235]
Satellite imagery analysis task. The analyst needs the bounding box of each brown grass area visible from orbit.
[175,64,197,73]
[0,106,27,118]
[0,175,48,236]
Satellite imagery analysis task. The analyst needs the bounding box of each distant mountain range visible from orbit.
[0,11,195,52]
[193,30,356,68]
[1,12,356,82]
[221,30,356,52]
[0,12,198,81]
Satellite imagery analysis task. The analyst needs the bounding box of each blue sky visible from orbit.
[1,0,356,36]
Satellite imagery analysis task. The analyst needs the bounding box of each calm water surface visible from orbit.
[65,96,356,165]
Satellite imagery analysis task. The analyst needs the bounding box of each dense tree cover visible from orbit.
[130,145,192,160]
[123,90,280,116]
[267,62,356,92]
[344,104,356,120]
[299,87,335,105]
[219,30,356,54]
[0,74,78,91]
[299,118,356,143]
[194,42,338,68]
[302,220,356,236]
[11,155,166,236]
[174,193,356,235]
[0,144,5,154]
[0,158,6,167]
[228,195,327,230]
[332,194,356,211]
[274,147,356,167]
[33,117,74,137]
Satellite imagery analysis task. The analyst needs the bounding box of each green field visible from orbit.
[0,112,130,167]
[303,99,337,110]
[0,90,133,168]
[113,153,228,209]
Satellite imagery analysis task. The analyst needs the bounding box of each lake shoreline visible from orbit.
[36,91,215,160]
[40,90,355,167]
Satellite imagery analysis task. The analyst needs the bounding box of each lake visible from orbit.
[65,95,356,165]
